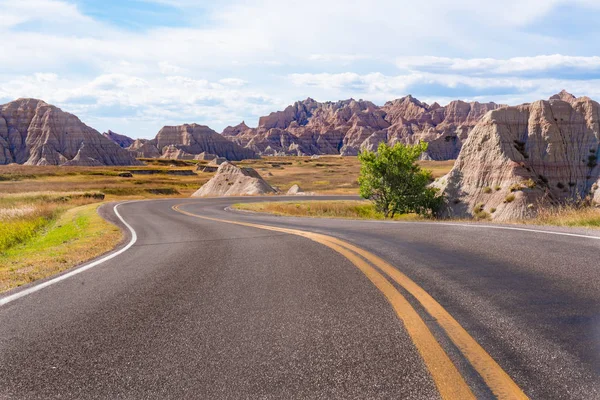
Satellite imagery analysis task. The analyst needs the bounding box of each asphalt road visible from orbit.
[1,196,600,399]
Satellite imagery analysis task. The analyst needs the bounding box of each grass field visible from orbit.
[0,157,454,197]
[0,202,122,292]
[524,205,600,228]
[234,199,600,230]
[233,200,423,221]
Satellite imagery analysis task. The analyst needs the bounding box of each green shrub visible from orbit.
[474,210,490,220]
[509,183,522,192]
[505,193,516,203]
[473,203,485,213]
[358,141,443,218]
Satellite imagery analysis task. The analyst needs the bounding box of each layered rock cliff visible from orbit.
[130,123,258,161]
[440,91,600,220]
[103,130,135,148]
[223,96,501,160]
[0,99,140,166]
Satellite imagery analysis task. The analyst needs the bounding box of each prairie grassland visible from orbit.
[238,156,454,194]
[0,203,121,292]
[0,163,210,197]
[0,192,105,253]
[0,157,455,197]
[235,199,600,230]
[233,200,422,221]
[524,205,600,228]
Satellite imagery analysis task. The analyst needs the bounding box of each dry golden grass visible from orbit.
[239,156,454,194]
[418,160,456,179]
[235,199,600,231]
[523,205,600,228]
[234,200,423,221]
[0,192,106,252]
[0,157,455,197]
[0,163,209,197]
[0,203,122,292]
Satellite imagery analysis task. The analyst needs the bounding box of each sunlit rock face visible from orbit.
[222,96,502,160]
[440,92,600,220]
[128,123,258,161]
[0,98,140,166]
[191,162,276,197]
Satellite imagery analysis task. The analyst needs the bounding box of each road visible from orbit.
[1,196,600,399]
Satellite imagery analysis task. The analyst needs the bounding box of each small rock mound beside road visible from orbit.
[192,162,277,197]
[286,184,315,196]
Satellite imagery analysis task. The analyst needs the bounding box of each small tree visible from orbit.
[358,141,443,218]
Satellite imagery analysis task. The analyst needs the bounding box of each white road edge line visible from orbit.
[0,201,138,307]
[377,221,600,240]
[222,205,600,241]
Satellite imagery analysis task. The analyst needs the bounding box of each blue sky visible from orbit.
[2,0,600,139]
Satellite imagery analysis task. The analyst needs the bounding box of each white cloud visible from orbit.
[396,55,600,75]
[289,71,538,92]
[158,61,186,75]
[1,0,595,74]
[0,71,282,136]
[218,78,247,87]
[288,71,600,105]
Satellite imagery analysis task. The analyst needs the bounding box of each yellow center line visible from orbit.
[172,203,527,399]
[316,235,528,400]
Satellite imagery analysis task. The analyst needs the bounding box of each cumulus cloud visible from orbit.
[218,78,247,87]
[396,55,600,76]
[0,71,282,136]
[158,61,186,75]
[288,71,600,106]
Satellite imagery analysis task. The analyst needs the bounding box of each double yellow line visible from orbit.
[173,203,528,399]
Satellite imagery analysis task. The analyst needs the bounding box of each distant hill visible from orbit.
[0,99,140,166]
[102,130,135,149]
[128,123,258,162]
[222,96,503,160]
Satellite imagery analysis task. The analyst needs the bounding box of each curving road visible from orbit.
[1,196,600,399]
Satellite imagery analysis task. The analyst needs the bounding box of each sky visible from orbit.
[2,0,600,139]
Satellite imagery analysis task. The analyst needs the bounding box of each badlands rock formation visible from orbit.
[0,99,140,166]
[128,139,161,158]
[194,151,219,161]
[102,130,135,148]
[222,96,501,160]
[287,184,303,195]
[440,91,600,220]
[286,184,315,195]
[130,123,258,161]
[192,162,277,197]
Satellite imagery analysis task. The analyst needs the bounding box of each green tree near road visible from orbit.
[358,141,443,218]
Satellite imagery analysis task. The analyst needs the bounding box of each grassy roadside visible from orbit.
[0,203,122,293]
[233,200,423,221]
[524,206,600,228]
[233,200,600,229]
